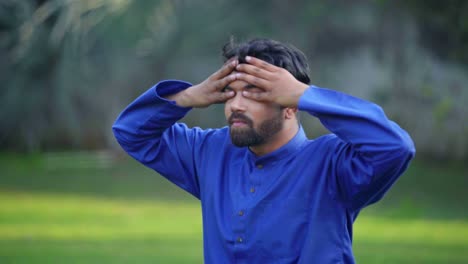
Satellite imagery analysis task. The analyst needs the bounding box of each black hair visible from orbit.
[222,38,311,84]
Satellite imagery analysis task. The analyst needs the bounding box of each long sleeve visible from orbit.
[298,86,416,211]
[112,80,203,198]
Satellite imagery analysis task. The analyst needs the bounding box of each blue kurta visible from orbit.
[113,80,415,263]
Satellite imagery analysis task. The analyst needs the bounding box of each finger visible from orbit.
[225,56,238,64]
[235,72,269,89]
[242,90,269,102]
[235,63,273,80]
[212,59,238,80]
[245,56,279,72]
[214,90,235,103]
[213,73,236,91]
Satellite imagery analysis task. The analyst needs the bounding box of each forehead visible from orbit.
[227,75,258,92]
[228,79,249,90]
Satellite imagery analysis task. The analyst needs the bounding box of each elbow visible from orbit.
[112,119,122,142]
[395,132,416,163]
[112,119,121,135]
[112,121,132,150]
[112,126,125,151]
[112,124,143,159]
[112,125,121,144]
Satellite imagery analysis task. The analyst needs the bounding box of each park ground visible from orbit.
[0,152,467,263]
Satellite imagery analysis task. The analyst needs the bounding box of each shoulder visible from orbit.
[188,126,245,161]
[301,133,345,153]
[192,125,229,141]
[170,124,231,146]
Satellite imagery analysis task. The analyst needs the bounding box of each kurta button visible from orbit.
[250,187,255,193]
[237,237,243,243]
[256,164,263,169]
[238,210,244,216]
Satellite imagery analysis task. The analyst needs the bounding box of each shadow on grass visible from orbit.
[0,152,196,203]
[0,238,203,264]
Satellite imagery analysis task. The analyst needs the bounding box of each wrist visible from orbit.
[290,82,310,107]
[164,88,192,107]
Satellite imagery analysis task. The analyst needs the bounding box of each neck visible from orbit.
[249,122,299,156]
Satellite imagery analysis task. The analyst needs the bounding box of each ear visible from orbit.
[284,107,298,120]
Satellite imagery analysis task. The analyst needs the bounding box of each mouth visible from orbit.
[230,119,249,127]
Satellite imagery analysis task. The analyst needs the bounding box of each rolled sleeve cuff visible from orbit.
[155,79,192,98]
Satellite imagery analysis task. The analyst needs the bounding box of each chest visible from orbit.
[199,156,340,259]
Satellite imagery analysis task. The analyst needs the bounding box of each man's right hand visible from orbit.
[165,59,238,108]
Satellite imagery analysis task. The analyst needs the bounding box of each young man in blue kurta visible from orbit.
[113,38,415,263]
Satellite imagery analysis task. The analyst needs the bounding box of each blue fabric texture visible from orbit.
[113,80,415,263]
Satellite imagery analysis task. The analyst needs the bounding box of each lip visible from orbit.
[230,119,248,127]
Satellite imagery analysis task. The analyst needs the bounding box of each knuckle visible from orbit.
[279,68,289,76]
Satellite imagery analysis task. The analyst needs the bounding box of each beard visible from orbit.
[228,111,283,147]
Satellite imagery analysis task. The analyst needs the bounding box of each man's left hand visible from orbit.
[234,56,310,107]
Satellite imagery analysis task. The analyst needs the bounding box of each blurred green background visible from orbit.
[1,0,467,263]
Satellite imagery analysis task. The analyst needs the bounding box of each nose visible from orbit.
[229,92,247,112]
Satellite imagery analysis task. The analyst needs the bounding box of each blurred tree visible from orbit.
[0,0,467,160]
[0,0,168,151]
[398,0,468,65]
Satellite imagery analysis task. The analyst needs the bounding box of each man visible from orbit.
[113,38,415,263]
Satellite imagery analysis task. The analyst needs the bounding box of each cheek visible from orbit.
[254,107,283,123]
[224,103,231,119]
[251,105,274,118]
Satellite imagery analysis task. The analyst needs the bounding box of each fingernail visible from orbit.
[246,56,251,61]
[242,91,250,96]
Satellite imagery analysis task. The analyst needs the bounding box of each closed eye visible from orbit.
[244,84,263,92]
[222,86,233,93]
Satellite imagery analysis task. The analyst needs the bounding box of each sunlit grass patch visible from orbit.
[0,191,202,241]
[354,217,468,263]
[355,217,468,245]
[0,191,203,263]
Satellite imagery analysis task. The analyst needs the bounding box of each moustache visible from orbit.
[228,112,253,126]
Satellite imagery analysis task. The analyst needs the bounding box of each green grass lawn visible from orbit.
[0,191,203,264]
[0,152,467,263]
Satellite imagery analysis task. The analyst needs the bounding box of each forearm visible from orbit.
[112,80,192,148]
[299,86,415,209]
[164,87,193,108]
[298,86,415,162]
[112,80,203,198]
